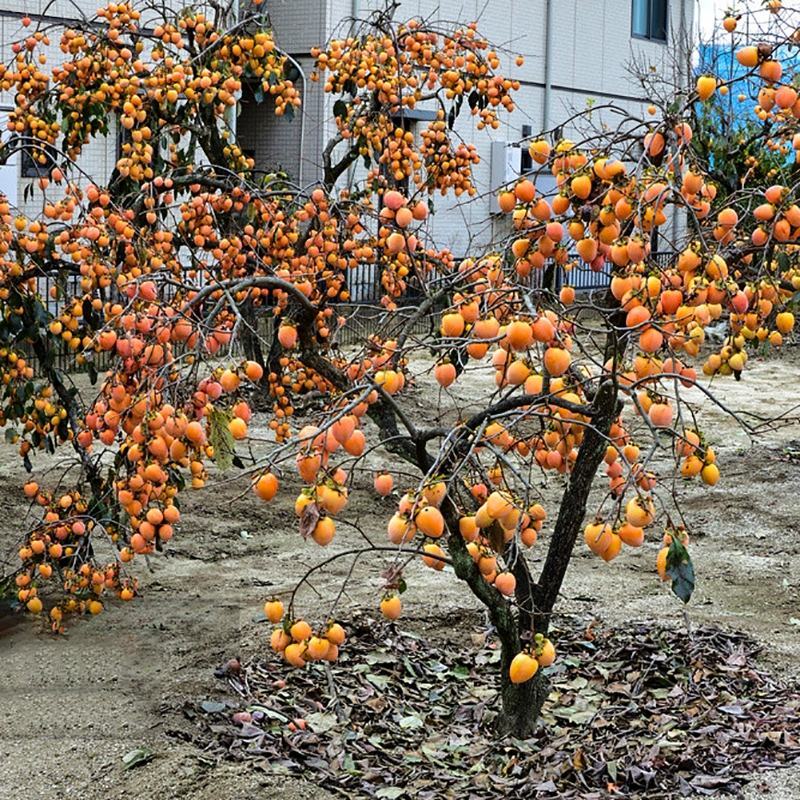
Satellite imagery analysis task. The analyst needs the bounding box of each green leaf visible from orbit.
[333,100,348,120]
[7,314,22,336]
[122,748,155,770]
[342,753,357,774]
[552,706,597,724]
[365,651,395,665]
[33,300,50,327]
[666,540,695,603]
[398,714,424,729]
[87,498,108,522]
[247,704,289,722]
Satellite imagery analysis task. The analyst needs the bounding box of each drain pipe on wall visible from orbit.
[542,0,553,133]
[284,52,307,187]
[344,0,361,188]
[225,2,239,141]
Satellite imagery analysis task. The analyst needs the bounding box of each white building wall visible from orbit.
[0,1,118,218]
[271,0,694,256]
[0,0,693,253]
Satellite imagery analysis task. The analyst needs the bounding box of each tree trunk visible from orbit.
[238,300,276,409]
[239,299,265,368]
[290,344,617,739]
[497,665,549,738]
[442,498,547,737]
[534,380,621,635]
[497,380,620,735]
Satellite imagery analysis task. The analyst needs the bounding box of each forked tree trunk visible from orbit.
[239,299,266,369]
[494,380,620,736]
[358,337,621,738]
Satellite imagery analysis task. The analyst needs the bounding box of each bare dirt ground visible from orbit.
[1,350,800,800]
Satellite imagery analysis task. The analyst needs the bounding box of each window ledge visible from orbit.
[631,33,667,44]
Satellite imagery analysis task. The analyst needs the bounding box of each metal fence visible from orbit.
[19,251,675,371]
[344,252,623,306]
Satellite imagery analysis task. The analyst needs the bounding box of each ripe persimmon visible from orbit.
[306,636,330,660]
[284,643,307,667]
[509,651,538,683]
[422,543,446,570]
[494,571,516,596]
[435,361,457,387]
[311,516,336,546]
[380,594,402,620]
[543,347,570,376]
[415,506,445,538]
[374,471,394,496]
[271,629,290,652]
[264,599,284,623]
[325,623,346,645]
[497,191,516,213]
[228,417,248,439]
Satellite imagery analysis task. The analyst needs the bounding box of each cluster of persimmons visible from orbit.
[261,19,800,682]
[0,3,299,178]
[311,19,519,195]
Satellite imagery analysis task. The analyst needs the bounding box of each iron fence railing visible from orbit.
[18,252,676,370]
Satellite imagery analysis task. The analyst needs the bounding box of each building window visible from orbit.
[19,141,58,178]
[116,123,132,162]
[632,0,668,42]
[520,125,533,173]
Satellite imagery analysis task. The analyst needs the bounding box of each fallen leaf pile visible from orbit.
[184,616,800,798]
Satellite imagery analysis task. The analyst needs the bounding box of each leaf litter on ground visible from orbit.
[179,616,800,798]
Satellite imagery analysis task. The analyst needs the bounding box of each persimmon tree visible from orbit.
[689,14,799,208]
[2,0,800,739]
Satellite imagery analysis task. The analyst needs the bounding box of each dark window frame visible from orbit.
[381,113,431,196]
[631,0,668,43]
[19,140,59,178]
[520,124,533,173]
[116,122,133,162]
